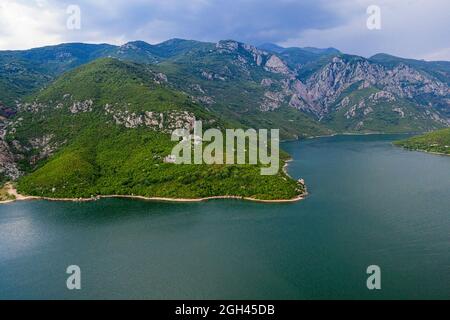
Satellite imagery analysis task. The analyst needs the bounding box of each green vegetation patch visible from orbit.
[17,124,302,200]
[394,128,450,155]
[11,58,303,201]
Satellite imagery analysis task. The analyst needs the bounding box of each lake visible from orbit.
[0,134,449,299]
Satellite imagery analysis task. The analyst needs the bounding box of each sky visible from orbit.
[0,0,449,60]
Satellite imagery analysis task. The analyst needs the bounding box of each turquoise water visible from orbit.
[0,134,449,299]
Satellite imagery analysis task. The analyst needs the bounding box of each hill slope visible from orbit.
[0,43,115,105]
[155,40,333,139]
[395,128,450,155]
[7,59,303,200]
[156,41,449,135]
[1,39,449,138]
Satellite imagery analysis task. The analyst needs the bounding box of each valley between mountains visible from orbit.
[1,39,449,202]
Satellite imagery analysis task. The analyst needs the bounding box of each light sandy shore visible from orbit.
[394,144,450,157]
[0,199,15,204]
[0,181,307,205]
[410,149,450,157]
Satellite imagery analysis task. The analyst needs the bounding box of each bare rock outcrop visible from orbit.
[104,104,196,133]
[264,55,290,75]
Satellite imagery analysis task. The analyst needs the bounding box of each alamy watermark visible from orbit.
[33,1,81,30]
[366,265,381,290]
[66,265,81,290]
[168,121,280,175]
[66,4,81,30]
[64,264,382,292]
[367,5,381,30]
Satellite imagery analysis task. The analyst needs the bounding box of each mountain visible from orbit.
[153,39,332,139]
[5,58,302,200]
[395,128,450,155]
[1,39,449,138]
[258,43,340,68]
[0,43,115,105]
[1,38,450,188]
[370,53,450,85]
[182,41,449,133]
[153,40,449,134]
[258,43,285,53]
[0,39,210,105]
[258,43,340,56]
[301,54,450,132]
[109,39,213,64]
[301,47,341,55]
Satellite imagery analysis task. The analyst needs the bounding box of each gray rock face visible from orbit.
[216,40,270,69]
[301,57,387,113]
[0,119,20,180]
[155,73,168,84]
[242,44,266,66]
[281,57,450,120]
[216,40,240,52]
[195,96,215,106]
[201,70,226,81]
[210,41,449,124]
[28,134,63,165]
[369,91,396,102]
[261,78,274,87]
[264,55,291,75]
[0,139,19,180]
[382,64,449,98]
[392,107,405,118]
[70,100,93,113]
[18,102,48,113]
[104,104,196,133]
[288,94,310,112]
[260,91,285,111]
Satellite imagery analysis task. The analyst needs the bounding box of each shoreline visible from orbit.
[398,147,450,157]
[394,141,450,157]
[1,148,308,206]
[281,132,416,143]
[309,132,415,139]
[0,181,307,205]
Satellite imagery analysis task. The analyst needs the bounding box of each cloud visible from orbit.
[280,0,450,60]
[0,0,448,61]
[0,0,65,50]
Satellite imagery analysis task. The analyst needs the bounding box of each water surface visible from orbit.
[1,134,449,299]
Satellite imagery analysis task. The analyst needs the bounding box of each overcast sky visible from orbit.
[0,0,449,60]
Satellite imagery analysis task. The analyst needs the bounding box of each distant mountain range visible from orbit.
[1,38,449,134]
[1,38,450,195]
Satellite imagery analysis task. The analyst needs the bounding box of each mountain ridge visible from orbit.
[1,38,450,185]
[1,38,449,132]
[6,58,304,201]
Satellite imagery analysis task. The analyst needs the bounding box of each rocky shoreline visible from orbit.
[0,179,307,205]
[396,147,450,157]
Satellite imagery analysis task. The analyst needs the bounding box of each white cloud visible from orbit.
[0,0,448,61]
[0,0,66,50]
[279,0,450,60]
